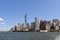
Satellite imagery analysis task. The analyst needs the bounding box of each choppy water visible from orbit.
[0,32,60,40]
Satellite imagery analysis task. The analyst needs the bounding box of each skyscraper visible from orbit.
[35,17,40,31]
[22,14,29,31]
[25,14,27,23]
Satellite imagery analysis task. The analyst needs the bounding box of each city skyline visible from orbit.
[0,0,60,31]
[10,15,60,32]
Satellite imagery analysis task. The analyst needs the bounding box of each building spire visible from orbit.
[25,14,27,23]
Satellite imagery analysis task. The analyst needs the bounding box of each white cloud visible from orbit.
[0,18,4,22]
[0,18,8,27]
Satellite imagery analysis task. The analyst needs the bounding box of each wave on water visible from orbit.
[54,35,60,40]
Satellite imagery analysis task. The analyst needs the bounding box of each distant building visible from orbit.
[40,20,46,30]
[35,17,40,31]
[59,22,60,32]
[31,17,40,32]
[31,22,35,31]
[40,20,51,32]
[22,14,29,31]
[22,23,29,31]
[45,21,51,32]
[28,25,32,31]
[59,22,60,29]
[17,23,20,31]
[52,19,59,31]
[12,25,17,32]
[53,19,59,26]
[25,14,27,23]
[10,27,13,32]
[17,23,23,31]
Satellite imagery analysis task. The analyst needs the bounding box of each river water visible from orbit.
[0,32,60,40]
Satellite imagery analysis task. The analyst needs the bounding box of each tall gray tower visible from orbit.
[35,17,37,22]
[25,14,27,23]
[35,17,40,31]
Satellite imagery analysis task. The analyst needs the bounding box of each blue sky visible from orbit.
[0,0,60,31]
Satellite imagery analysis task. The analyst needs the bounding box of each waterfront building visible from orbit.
[22,23,29,31]
[31,22,35,31]
[22,14,29,31]
[59,22,60,32]
[40,20,46,30]
[40,20,46,32]
[35,17,40,31]
[59,22,60,29]
[40,20,51,32]
[10,27,13,32]
[31,17,40,32]
[17,23,20,31]
[12,25,17,32]
[28,25,32,31]
[53,19,59,26]
[50,23,55,32]
[20,23,23,31]
[17,23,23,31]
[52,19,59,31]
[45,21,51,32]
